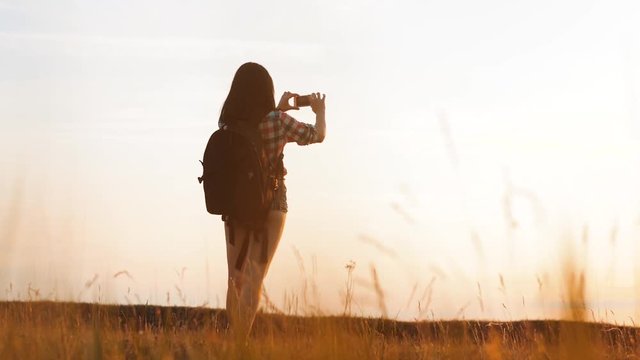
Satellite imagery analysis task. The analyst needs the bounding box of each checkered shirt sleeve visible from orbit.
[279,111,319,145]
[259,110,320,173]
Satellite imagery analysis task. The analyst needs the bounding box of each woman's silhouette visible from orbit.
[218,62,326,339]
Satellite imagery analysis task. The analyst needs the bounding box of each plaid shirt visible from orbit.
[258,110,320,176]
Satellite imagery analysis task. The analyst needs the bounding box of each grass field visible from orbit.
[1,301,638,359]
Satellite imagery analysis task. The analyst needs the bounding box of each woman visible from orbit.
[219,62,326,339]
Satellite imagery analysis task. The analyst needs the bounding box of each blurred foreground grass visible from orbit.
[1,301,638,359]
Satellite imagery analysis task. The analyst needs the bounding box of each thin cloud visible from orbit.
[0,2,20,10]
[0,32,325,60]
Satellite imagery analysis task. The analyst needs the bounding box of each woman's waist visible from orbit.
[266,161,287,177]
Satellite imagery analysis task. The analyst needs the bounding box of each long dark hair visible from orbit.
[219,62,275,128]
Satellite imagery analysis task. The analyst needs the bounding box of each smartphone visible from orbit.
[293,95,311,107]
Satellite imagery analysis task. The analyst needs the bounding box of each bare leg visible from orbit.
[225,221,250,338]
[239,211,286,332]
[224,210,286,340]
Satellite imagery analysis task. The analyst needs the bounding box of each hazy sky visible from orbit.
[1,0,639,322]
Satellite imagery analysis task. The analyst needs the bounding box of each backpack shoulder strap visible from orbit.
[225,122,262,147]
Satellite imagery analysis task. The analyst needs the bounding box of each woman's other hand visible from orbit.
[310,93,326,142]
[276,91,299,112]
[309,93,326,115]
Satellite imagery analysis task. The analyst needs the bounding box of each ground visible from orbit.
[1,301,638,359]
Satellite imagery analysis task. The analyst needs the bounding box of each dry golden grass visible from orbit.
[1,300,639,359]
[3,156,638,359]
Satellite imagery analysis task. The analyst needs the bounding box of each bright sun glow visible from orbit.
[1,0,640,324]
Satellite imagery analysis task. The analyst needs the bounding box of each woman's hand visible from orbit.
[310,92,326,142]
[309,93,326,115]
[276,91,299,112]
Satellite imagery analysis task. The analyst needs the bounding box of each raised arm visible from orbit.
[309,93,326,142]
[275,91,327,145]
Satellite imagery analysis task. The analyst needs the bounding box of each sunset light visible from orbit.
[1,0,640,357]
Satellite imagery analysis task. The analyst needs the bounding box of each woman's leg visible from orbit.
[225,220,250,336]
[224,211,286,339]
[239,210,286,330]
